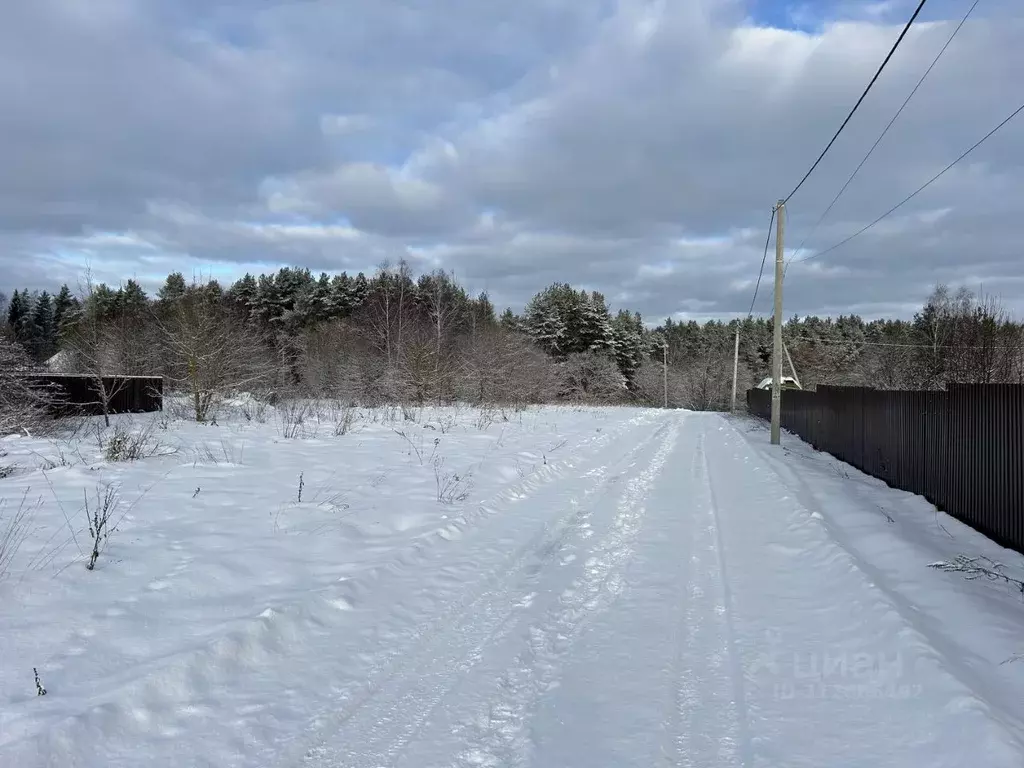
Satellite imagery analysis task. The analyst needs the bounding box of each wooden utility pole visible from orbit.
[771,200,785,445]
[730,329,740,412]
[663,342,669,408]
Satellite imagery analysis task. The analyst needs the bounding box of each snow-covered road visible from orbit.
[291,412,1024,768]
[3,407,1024,766]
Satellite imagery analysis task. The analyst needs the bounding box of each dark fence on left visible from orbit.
[17,374,164,417]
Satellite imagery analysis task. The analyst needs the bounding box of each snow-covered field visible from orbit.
[1,403,1023,767]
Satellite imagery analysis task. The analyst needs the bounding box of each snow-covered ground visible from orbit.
[1,403,1023,767]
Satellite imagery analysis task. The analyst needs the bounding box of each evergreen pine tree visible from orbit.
[227,273,258,318]
[30,292,56,361]
[203,279,224,304]
[499,308,522,332]
[524,284,570,355]
[265,267,314,329]
[610,309,645,384]
[158,272,187,303]
[328,273,352,318]
[120,279,149,316]
[12,291,40,352]
[53,285,75,331]
[580,291,615,353]
[89,284,119,320]
[7,290,27,334]
[472,291,497,328]
[252,273,279,326]
[349,272,370,309]
[307,272,333,323]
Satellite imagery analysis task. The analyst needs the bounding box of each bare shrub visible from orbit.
[333,405,358,436]
[558,352,627,404]
[426,411,459,434]
[102,421,173,462]
[0,334,58,436]
[631,359,688,409]
[1,489,38,581]
[219,438,243,464]
[474,407,498,431]
[85,483,120,570]
[458,327,559,407]
[433,456,473,504]
[278,400,314,439]
[159,290,279,422]
[299,321,352,397]
[394,429,434,465]
[190,442,220,466]
[929,554,1024,596]
[240,393,272,423]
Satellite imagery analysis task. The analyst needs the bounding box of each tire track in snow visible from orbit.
[453,418,680,768]
[4,416,669,764]
[670,420,751,767]
[283,418,673,768]
[666,434,704,768]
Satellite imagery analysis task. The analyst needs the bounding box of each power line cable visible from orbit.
[746,207,776,317]
[782,0,930,205]
[794,98,1024,265]
[786,0,980,274]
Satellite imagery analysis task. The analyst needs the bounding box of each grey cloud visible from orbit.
[0,1,321,236]
[414,3,1024,317]
[2,0,1023,324]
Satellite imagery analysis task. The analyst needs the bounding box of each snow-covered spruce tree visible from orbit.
[6,290,38,358]
[349,272,370,310]
[28,291,57,363]
[53,284,79,339]
[610,309,646,386]
[579,290,615,355]
[524,283,616,358]
[523,284,569,356]
[292,272,333,328]
[499,307,524,333]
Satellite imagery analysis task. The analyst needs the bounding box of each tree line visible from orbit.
[3,263,1023,422]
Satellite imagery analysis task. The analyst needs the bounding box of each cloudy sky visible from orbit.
[1,0,1021,322]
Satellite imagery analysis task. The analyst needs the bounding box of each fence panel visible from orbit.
[746,383,1024,555]
[17,374,163,417]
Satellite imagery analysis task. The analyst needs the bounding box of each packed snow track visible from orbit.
[3,407,1023,767]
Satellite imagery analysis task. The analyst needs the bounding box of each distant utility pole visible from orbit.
[783,341,802,390]
[730,329,740,412]
[771,199,785,446]
[663,342,669,409]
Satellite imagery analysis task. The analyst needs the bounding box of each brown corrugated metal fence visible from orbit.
[17,374,163,417]
[746,384,1024,554]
